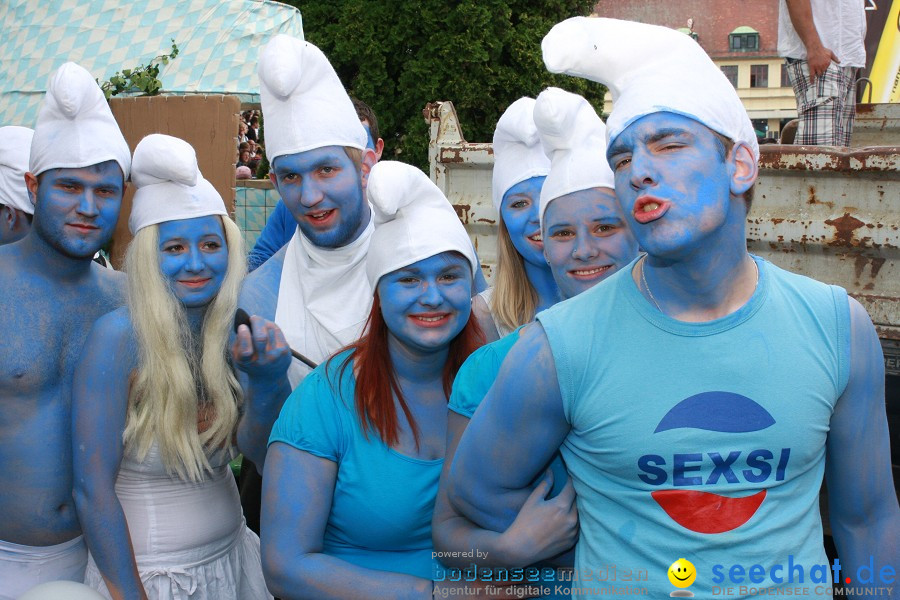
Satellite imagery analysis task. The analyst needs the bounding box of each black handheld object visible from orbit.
[233,308,318,370]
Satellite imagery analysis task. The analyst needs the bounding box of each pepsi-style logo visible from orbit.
[637,392,790,534]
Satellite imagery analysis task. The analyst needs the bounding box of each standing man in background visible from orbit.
[779,0,866,146]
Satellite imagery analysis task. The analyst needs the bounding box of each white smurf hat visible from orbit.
[0,126,35,214]
[128,134,226,234]
[542,17,759,161]
[534,87,613,226]
[29,62,131,178]
[366,161,477,288]
[491,97,551,211]
[258,35,367,163]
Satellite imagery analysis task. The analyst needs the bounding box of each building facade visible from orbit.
[593,0,796,139]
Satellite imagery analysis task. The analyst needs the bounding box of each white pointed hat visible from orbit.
[29,62,131,178]
[0,126,35,214]
[491,97,551,210]
[542,17,759,161]
[534,87,614,225]
[366,161,477,288]
[128,134,226,234]
[259,35,367,163]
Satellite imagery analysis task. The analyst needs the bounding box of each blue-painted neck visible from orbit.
[184,305,209,336]
[387,333,448,386]
[523,260,562,312]
[643,209,753,315]
[18,229,94,281]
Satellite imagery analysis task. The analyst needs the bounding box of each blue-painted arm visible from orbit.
[826,298,899,595]
[432,412,576,568]
[233,258,292,468]
[447,323,571,532]
[233,314,292,468]
[261,443,434,599]
[72,310,147,600]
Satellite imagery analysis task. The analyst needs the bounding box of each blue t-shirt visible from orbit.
[449,327,522,419]
[537,256,850,598]
[269,349,443,579]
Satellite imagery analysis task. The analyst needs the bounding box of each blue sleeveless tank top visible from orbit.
[536,256,850,598]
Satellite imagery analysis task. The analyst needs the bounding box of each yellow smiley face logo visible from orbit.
[668,558,696,588]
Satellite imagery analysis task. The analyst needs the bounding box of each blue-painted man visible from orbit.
[245,97,384,273]
[449,18,898,599]
[0,63,131,598]
[229,35,379,534]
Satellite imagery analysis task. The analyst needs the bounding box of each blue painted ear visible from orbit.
[25,172,38,204]
[729,141,758,197]
[359,148,377,190]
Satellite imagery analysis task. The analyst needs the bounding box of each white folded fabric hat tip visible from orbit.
[129,134,226,234]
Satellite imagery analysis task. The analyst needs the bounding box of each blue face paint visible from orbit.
[271,146,370,248]
[363,123,376,153]
[157,216,228,309]
[32,161,123,259]
[607,112,737,259]
[543,187,639,300]
[500,176,546,268]
[376,252,473,355]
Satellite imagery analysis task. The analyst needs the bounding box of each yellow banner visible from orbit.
[862,0,900,102]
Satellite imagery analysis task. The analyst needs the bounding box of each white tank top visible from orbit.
[115,443,241,555]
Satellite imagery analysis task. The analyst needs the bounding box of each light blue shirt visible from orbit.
[270,349,442,579]
[537,256,849,598]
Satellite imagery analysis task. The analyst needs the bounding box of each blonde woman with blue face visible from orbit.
[537,88,639,301]
[72,135,275,600]
[471,98,561,342]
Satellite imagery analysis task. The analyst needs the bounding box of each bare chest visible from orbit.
[0,278,118,397]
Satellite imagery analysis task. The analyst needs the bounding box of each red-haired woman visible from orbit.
[260,163,533,599]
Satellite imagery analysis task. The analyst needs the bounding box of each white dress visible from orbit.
[84,443,271,600]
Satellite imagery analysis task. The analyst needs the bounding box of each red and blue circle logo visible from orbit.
[638,391,789,534]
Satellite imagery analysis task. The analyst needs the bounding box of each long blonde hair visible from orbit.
[123,216,246,482]
[491,217,538,332]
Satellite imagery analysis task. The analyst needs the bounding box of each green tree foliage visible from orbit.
[283,0,605,170]
[99,40,179,100]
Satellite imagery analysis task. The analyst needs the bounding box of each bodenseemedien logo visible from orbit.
[668,558,697,597]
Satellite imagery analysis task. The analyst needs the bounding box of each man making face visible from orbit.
[448,18,897,599]
[0,62,131,598]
